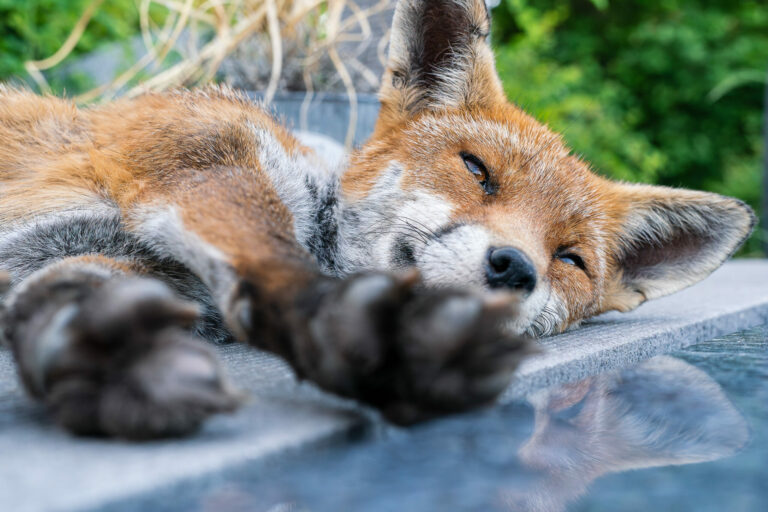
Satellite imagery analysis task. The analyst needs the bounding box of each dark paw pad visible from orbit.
[383,291,532,424]
[299,271,533,424]
[39,279,241,439]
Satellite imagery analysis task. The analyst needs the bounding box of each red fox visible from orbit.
[0,0,755,439]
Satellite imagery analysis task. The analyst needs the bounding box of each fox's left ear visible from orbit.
[378,0,504,123]
[603,184,756,312]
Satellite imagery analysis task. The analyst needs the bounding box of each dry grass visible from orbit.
[25,0,393,145]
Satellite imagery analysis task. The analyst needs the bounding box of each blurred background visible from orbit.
[0,0,765,254]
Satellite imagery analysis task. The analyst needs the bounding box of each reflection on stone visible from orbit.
[502,356,749,512]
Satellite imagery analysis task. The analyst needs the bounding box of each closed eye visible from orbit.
[555,249,587,272]
[460,152,495,195]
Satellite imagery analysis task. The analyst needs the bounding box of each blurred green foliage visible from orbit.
[0,0,141,92]
[492,0,768,254]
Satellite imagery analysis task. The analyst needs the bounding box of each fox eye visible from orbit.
[555,249,586,272]
[460,152,494,194]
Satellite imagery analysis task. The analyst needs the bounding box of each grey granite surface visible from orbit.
[0,259,767,512]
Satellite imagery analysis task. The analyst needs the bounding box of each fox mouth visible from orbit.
[388,231,562,337]
[522,301,551,337]
[524,288,568,337]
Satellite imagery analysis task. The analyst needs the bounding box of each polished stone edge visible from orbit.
[503,260,768,398]
[504,301,768,400]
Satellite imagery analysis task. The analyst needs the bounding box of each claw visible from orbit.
[392,267,421,289]
[481,290,520,314]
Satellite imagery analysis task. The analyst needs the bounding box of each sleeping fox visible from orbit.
[0,0,755,439]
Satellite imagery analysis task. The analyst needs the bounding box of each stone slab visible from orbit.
[0,259,767,512]
[505,259,768,398]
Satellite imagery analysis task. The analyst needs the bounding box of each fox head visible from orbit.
[341,0,755,336]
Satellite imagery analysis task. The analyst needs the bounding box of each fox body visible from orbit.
[0,0,755,438]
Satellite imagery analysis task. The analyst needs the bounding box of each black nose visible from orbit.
[486,247,537,293]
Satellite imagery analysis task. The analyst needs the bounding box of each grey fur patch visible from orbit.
[0,212,233,343]
[0,211,150,283]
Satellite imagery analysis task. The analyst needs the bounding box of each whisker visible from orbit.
[398,216,440,239]
[390,219,432,243]
[362,228,429,245]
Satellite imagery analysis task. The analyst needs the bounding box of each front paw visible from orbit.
[38,279,242,439]
[298,272,532,424]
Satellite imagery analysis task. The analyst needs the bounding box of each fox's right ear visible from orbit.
[377,0,505,124]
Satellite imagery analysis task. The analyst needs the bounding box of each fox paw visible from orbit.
[23,279,241,439]
[298,271,532,424]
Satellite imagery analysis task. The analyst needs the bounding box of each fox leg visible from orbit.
[1,254,240,438]
[124,166,531,424]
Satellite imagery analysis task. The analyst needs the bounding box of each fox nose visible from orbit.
[486,247,537,294]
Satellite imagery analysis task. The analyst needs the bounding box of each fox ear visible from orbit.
[603,184,756,312]
[378,0,504,121]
